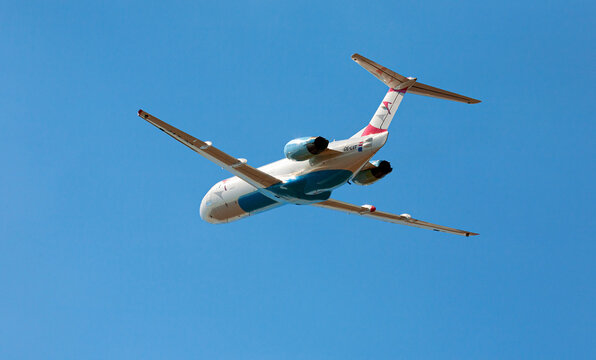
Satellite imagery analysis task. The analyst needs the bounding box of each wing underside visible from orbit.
[312,198,478,236]
[138,110,281,189]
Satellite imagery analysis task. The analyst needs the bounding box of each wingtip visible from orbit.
[138,109,150,120]
[465,232,480,237]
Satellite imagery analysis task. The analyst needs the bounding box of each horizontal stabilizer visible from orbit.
[352,53,481,104]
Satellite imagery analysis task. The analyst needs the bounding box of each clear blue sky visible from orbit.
[1,1,594,358]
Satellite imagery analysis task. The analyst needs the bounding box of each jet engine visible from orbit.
[353,160,393,185]
[284,136,329,161]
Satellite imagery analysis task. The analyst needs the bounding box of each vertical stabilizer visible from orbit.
[351,81,415,138]
[350,53,480,138]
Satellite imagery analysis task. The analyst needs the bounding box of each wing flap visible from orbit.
[313,198,478,236]
[138,110,281,189]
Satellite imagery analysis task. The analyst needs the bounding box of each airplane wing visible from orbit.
[138,110,281,189]
[312,198,478,236]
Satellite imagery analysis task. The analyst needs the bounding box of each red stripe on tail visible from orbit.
[361,124,388,136]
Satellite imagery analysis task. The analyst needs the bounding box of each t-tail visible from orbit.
[351,53,480,138]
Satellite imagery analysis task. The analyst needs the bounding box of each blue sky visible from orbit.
[1,1,595,358]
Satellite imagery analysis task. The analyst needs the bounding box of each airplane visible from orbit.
[138,53,481,236]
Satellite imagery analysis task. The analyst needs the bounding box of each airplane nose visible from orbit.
[200,192,222,224]
[199,194,210,221]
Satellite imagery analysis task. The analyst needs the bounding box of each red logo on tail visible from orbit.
[382,101,392,114]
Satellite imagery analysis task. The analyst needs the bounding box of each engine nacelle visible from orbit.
[353,160,393,185]
[284,136,329,161]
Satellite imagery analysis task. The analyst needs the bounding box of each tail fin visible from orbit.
[352,85,413,138]
[350,53,480,138]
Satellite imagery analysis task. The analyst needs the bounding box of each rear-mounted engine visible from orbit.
[284,136,329,161]
[353,160,393,185]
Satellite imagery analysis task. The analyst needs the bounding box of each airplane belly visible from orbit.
[206,201,247,223]
[260,169,351,204]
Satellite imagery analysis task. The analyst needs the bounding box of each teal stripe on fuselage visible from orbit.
[300,169,353,194]
[238,169,353,212]
[265,169,353,204]
[238,191,281,213]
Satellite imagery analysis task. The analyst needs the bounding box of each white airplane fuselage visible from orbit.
[200,132,389,223]
[138,53,481,236]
